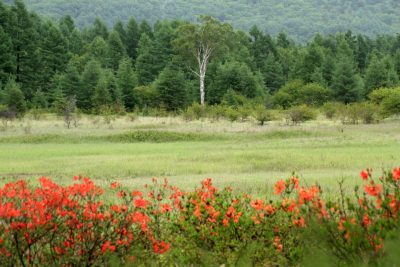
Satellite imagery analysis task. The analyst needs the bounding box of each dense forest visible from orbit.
[3,0,400,42]
[1,0,400,118]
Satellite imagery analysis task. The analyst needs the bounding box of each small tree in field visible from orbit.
[63,96,77,129]
[173,16,234,105]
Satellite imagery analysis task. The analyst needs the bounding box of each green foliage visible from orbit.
[0,26,15,84]
[19,0,400,43]
[253,105,273,125]
[1,0,400,115]
[107,30,126,70]
[182,102,206,121]
[79,59,102,111]
[92,75,112,113]
[364,55,399,95]
[126,17,140,60]
[133,85,160,110]
[2,80,26,116]
[154,65,187,111]
[331,56,361,103]
[287,105,317,125]
[210,61,264,103]
[273,80,330,108]
[135,34,159,86]
[116,57,137,111]
[369,87,400,118]
[380,91,400,118]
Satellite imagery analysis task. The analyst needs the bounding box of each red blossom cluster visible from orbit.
[0,176,172,266]
[0,167,399,266]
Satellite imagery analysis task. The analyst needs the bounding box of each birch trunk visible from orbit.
[199,74,205,106]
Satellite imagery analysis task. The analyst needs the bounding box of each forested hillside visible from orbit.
[3,0,400,42]
[1,0,400,119]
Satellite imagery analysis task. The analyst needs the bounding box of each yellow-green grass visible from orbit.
[0,115,399,196]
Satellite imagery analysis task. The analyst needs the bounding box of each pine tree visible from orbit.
[3,80,26,115]
[155,65,187,111]
[126,17,140,60]
[91,17,108,40]
[394,49,400,77]
[60,59,82,98]
[9,0,38,98]
[321,53,335,87]
[364,55,390,95]
[39,22,69,90]
[79,59,102,111]
[249,25,277,69]
[300,43,323,83]
[31,88,48,109]
[92,75,112,113]
[209,61,264,103]
[116,57,138,111]
[139,20,153,38]
[331,57,360,103]
[0,26,15,84]
[86,36,108,66]
[262,53,284,93]
[136,34,159,85]
[107,30,126,71]
[113,20,127,46]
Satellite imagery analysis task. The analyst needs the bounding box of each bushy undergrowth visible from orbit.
[1,168,400,266]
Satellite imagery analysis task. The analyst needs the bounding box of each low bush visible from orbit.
[253,105,274,125]
[286,105,317,125]
[1,168,400,266]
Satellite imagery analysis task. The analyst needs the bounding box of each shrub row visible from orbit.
[1,168,400,266]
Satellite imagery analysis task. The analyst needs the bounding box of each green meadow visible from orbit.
[0,115,399,195]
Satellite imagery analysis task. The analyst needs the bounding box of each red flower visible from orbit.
[360,170,369,181]
[101,241,116,253]
[251,200,264,210]
[134,198,148,209]
[152,241,170,254]
[293,217,305,227]
[274,180,286,194]
[364,182,382,197]
[160,204,172,213]
[110,182,120,189]
[362,214,371,227]
[392,168,400,181]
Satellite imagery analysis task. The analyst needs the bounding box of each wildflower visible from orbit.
[364,182,382,197]
[152,241,170,254]
[360,170,369,181]
[251,200,264,210]
[160,204,172,213]
[110,182,120,189]
[362,214,371,227]
[293,217,305,227]
[101,241,116,253]
[273,236,283,252]
[392,168,400,181]
[274,180,286,194]
[134,198,148,209]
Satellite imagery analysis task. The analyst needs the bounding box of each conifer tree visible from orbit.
[155,65,187,111]
[116,58,137,111]
[136,34,159,85]
[126,17,140,60]
[107,30,127,71]
[79,59,102,111]
[0,26,15,84]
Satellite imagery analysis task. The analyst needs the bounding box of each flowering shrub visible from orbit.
[0,168,399,266]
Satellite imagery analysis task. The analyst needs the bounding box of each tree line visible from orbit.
[1,0,400,117]
[7,0,400,42]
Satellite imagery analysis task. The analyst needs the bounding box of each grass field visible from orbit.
[0,114,399,195]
